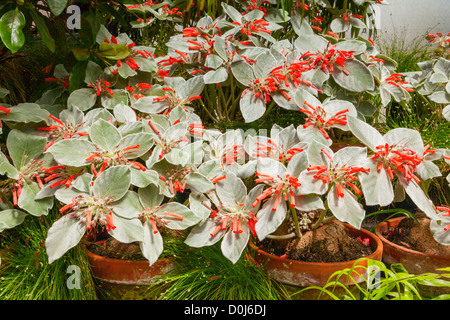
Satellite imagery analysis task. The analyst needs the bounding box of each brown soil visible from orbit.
[258,221,373,263]
[385,213,450,257]
[87,237,145,260]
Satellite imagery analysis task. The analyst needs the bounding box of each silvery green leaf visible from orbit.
[17,180,53,216]
[138,184,164,209]
[89,119,122,152]
[397,173,439,220]
[298,170,328,195]
[189,193,211,222]
[109,213,144,243]
[429,88,450,104]
[84,61,103,84]
[240,90,266,123]
[443,105,450,121]
[114,103,137,123]
[101,89,128,109]
[294,87,322,108]
[359,159,394,207]
[54,187,86,204]
[181,75,205,98]
[231,60,254,86]
[330,17,350,33]
[0,209,27,232]
[204,67,228,84]
[256,157,286,178]
[0,150,18,179]
[294,34,328,54]
[185,172,214,194]
[216,172,246,209]
[271,91,298,110]
[430,216,450,246]
[213,35,228,61]
[92,165,131,201]
[67,88,97,111]
[333,146,367,168]
[112,190,143,219]
[253,51,278,80]
[0,103,50,124]
[130,167,158,188]
[155,202,201,230]
[332,59,374,92]
[297,125,333,147]
[294,194,324,211]
[6,129,47,170]
[132,96,168,114]
[287,152,309,177]
[185,219,226,247]
[46,139,98,167]
[46,213,85,264]
[205,54,224,69]
[255,196,287,241]
[221,226,250,264]
[290,13,313,37]
[335,40,367,56]
[116,132,154,158]
[71,173,93,193]
[140,219,164,266]
[347,116,383,152]
[327,185,365,229]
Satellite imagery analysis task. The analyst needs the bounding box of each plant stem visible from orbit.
[199,98,219,123]
[290,204,302,237]
[266,232,297,240]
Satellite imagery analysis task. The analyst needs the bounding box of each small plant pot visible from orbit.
[249,223,383,293]
[83,239,174,300]
[375,216,450,296]
[375,216,450,274]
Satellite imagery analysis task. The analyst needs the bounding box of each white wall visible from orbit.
[376,0,450,42]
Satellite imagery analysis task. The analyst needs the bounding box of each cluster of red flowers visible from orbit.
[308,148,369,198]
[299,102,349,140]
[370,143,430,183]
[241,0,271,17]
[87,78,114,96]
[59,195,117,231]
[426,32,450,45]
[85,144,146,178]
[37,114,89,150]
[125,1,159,10]
[384,73,414,92]
[311,43,354,74]
[232,18,272,36]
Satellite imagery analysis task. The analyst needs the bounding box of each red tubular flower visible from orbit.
[0,106,11,114]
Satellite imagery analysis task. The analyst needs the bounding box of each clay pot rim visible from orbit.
[375,216,450,261]
[249,223,383,267]
[82,237,173,266]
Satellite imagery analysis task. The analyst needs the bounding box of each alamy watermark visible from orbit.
[66,265,81,289]
[66,5,81,30]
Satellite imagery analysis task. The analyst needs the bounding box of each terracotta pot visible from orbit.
[375,216,450,275]
[83,240,175,299]
[85,245,174,285]
[249,223,383,288]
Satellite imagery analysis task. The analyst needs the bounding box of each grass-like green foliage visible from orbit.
[375,28,430,73]
[145,240,290,300]
[0,205,97,300]
[292,259,450,300]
